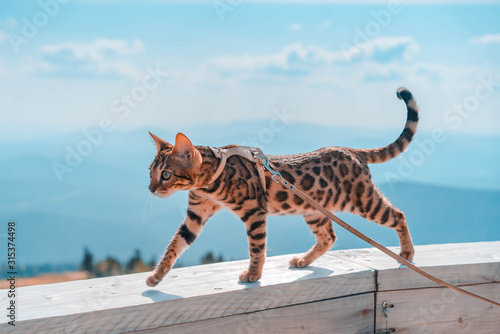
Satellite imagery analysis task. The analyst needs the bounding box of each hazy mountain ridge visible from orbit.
[1,123,499,268]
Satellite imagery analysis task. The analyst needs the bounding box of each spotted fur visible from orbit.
[145,87,418,287]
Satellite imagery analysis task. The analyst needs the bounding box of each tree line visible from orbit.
[80,247,225,278]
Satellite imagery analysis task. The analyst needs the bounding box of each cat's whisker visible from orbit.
[134,191,150,201]
[149,194,156,222]
[141,196,148,224]
[126,182,149,187]
[142,194,153,225]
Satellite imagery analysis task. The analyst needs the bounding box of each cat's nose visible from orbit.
[149,185,157,193]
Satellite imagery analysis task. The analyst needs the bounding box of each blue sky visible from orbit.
[0,1,499,139]
[1,1,500,268]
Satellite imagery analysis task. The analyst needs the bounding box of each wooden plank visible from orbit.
[5,272,374,333]
[0,254,374,333]
[8,242,499,324]
[3,251,373,322]
[330,241,500,291]
[376,283,500,333]
[1,242,499,333]
[376,262,500,292]
[132,293,375,334]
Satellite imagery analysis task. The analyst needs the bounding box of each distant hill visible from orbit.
[1,123,499,268]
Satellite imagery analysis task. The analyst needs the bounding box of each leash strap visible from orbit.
[254,151,500,308]
[207,146,500,307]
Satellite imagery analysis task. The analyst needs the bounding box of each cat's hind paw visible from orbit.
[146,273,162,287]
[239,270,261,283]
[289,256,309,268]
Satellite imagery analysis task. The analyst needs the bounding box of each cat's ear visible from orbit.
[172,133,202,166]
[149,132,172,153]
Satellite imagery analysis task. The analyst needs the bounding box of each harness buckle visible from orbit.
[259,155,282,183]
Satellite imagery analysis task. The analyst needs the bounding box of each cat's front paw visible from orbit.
[146,272,162,287]
[239,270,261,283]
[289,256,309,268]
[399,248,415,262]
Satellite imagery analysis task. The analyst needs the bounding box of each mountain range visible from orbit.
[1,122,499,269]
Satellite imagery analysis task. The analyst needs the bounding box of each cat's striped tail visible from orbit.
[355,87,419,164]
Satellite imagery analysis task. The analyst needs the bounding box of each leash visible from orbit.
[208,146,500,308]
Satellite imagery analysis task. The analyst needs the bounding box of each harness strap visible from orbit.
[207,146,266,190]
[207,147,229,184]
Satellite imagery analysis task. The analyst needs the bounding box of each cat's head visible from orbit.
[148,132,203,198]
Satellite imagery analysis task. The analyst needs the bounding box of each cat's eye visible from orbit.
[162,171,172,180]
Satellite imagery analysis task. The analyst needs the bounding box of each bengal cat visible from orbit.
[146,87,418,287]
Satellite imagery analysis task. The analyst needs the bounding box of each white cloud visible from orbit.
[204,43,339,75]
[470,33,500,45]
[316,19,331,30]
[38,38,144,78]
[344,36,420,62]
[41,38,144,57]
[204,36,420,76]
[0,30,6,43]
[288,23,302,32]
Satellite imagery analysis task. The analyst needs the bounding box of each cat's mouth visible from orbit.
[154,189,178,199]
[155,191,169,198]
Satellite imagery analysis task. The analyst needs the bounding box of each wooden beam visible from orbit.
[2,250,375,332]
[0,241,499,333]
[376,283,500,333]
[329,241,500,291]
[143,293,375,334]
